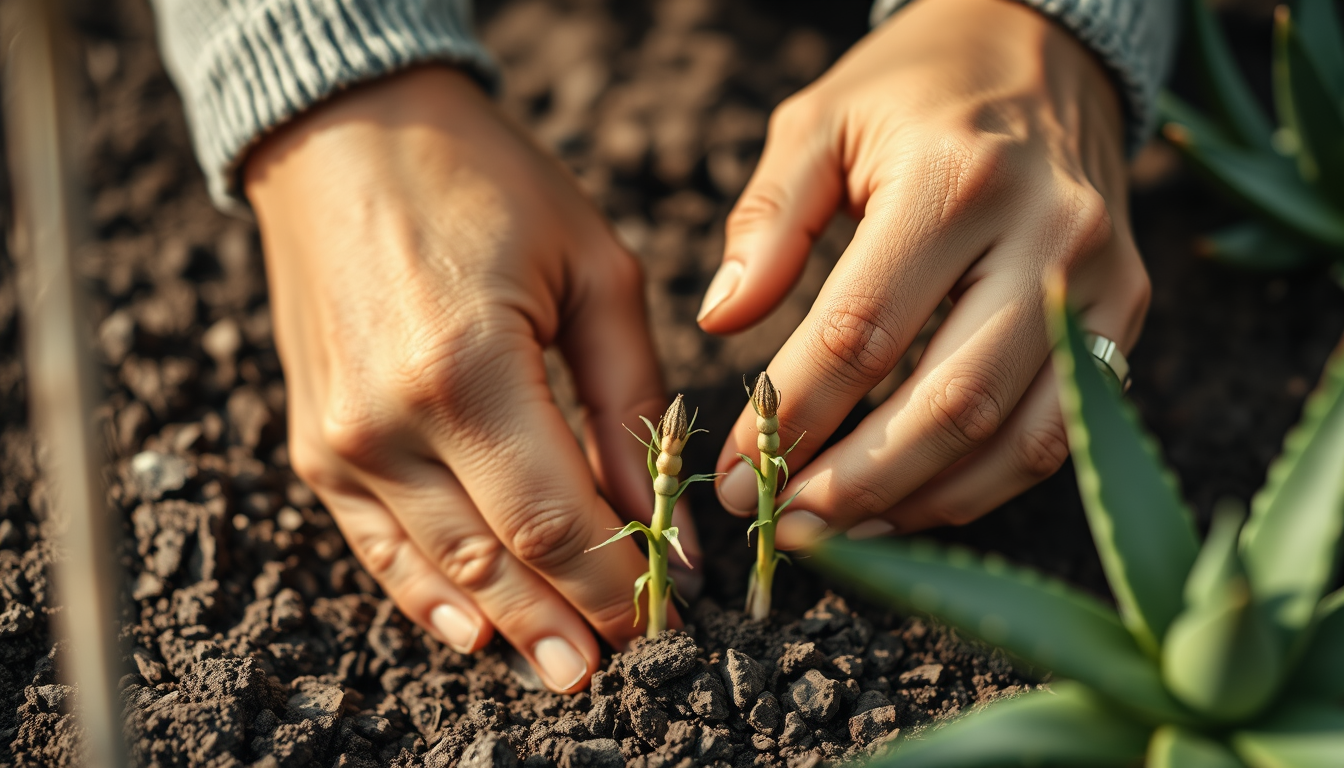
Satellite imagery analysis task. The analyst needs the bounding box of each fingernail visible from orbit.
[697,261,744,322]
[717,464,757,516]
[846,519,896,540]
[430,603,481,653]
[534,636,588,691]
[776,510,830,549]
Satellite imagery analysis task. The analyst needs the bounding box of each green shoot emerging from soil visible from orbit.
[586,395,716,637]
[741,373,806,621]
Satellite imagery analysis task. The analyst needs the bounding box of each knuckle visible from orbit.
[925,371,1009,454]
[726,182,789,238]
[288,438,336,492]
[434,532,507,593]
[358,533,412,582]
[1015,418,1071,481]
[770,91,824,134]
[922,133,1016,224]
[507,504,588,571]
[1057,188,1115,268]
[842,476,897,517]
[808,299,904,390]
[320,403,394,468]
[601,250,645,295]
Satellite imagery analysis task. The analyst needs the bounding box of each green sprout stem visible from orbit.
[647,484,675,635]
[747,438,780,621]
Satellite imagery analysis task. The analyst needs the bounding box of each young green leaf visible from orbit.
[1276,7,1344,207]
[1240,336,1344,645]
[1285,587,1344,698]
[671,473,719,505]
[1232,703,1344,768]
[774,482,808,518]
[631,572,652,627]
[666,576,688,607]
[745,519,770,544]
[1148,725,1247,768]
[623,423,658,480]
[1196,220,1325,272]
[1050,296,1201,655]
[770,455,789,490]
[781,431,805,458]
[810,537,1189,722]
[1161,93,1344,249]
[1184,0,1274,148]
[869,683,1151,768]
[662,527,692,569]
[585,520,653,553]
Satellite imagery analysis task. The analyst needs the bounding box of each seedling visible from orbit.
[739,373,806,620]
[586,395,716,637]
[1161,0,1344,273]
[811,285,1344,767]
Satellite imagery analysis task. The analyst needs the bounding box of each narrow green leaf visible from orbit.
[1233,703,1344,768]
[623,423,658,480]
[810,537,1189,722]
[1148,725,1247,768]
[770,455,790,491]
[1050,297,1201,654]
[774,482,808,518]
[639,415,659,448]
[671,473,719,505]
[585,520,652,553]
[662,527,692,569]
[1276,6,1344,207]
[631,572,651,627]
[667,576,688,608]
[774,551,791,566]
[1286,587,1344,698]
[746,519,771,544]
[1241,335,1344,645]
[737,453,758,472]
[1196,220,1326,272]
[869,683,1151,768]
[1162,92,1344,249]
[781,431,805,458]
[1185,0,1274,148]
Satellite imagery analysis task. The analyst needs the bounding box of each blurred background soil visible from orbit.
[0,0,1341,765]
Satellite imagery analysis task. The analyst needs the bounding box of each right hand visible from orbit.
[244,66,686,692]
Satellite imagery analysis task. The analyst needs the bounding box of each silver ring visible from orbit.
[1084,333,1131,391]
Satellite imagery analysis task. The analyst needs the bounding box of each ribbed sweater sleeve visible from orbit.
[870,0,1179,155]
[150,0,498,215]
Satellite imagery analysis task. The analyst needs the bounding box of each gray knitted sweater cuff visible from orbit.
[151,0,498,215]
[871,0,1179,155]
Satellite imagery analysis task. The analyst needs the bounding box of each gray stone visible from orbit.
[748,692,782,735]
[130,451,190,500]
[460,732,519,768]
[786,669,840,724]
[719,648,767,710]
[559,738,622,768]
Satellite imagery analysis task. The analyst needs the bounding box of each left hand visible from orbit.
[700,0,1150,545]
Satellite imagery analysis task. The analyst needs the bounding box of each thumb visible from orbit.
[697,116,842,333]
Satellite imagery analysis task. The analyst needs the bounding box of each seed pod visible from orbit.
[660,394,689,456]
[751,373,779,419]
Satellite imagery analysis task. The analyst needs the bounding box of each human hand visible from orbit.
[701,0,1149,544]
[245,67,688,692]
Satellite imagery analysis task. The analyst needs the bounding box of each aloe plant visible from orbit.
[1160,0,1344,273]
[810,286,1344,767]
[586,395,716,637]
[739,373,806,620]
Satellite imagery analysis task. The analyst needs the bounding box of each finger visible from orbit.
[873,363,1068,535]
[696,99,843,332]
[314,482,496,654]
[369,460,602,693]
[773,256,1147,548]
[559,246,703,570]
[426,321,677,647]
[715,185,1001,513]
[771,269,1051,547]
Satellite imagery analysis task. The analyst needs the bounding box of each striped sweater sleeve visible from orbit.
[870,0,1180,155]
[150,0,498,215]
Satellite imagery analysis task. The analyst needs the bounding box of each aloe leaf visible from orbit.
[810,537,1188,722]
[1232,703,1344,768]
[867,683,1151,768]
[585,520,652,553]
[1240,336,1344,646]
[1196,220,1326,272]
[1050,296,1201,654]
[631,572,651,626]
[662,527,692,569]
[1149,726,1247,768]
[1165,506,1283,722]
[1286,587,1344,698]
[1162,92,1344,249]
[1294,0,1344,99]
[1185,0,1274,148]
[1275,6,1344,207]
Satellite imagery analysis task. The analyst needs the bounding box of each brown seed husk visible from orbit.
[752,372,779,418]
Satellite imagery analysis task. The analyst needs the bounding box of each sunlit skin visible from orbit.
[243,0,1148,692]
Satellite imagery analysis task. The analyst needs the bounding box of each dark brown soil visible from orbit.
[1,0,1341,766]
